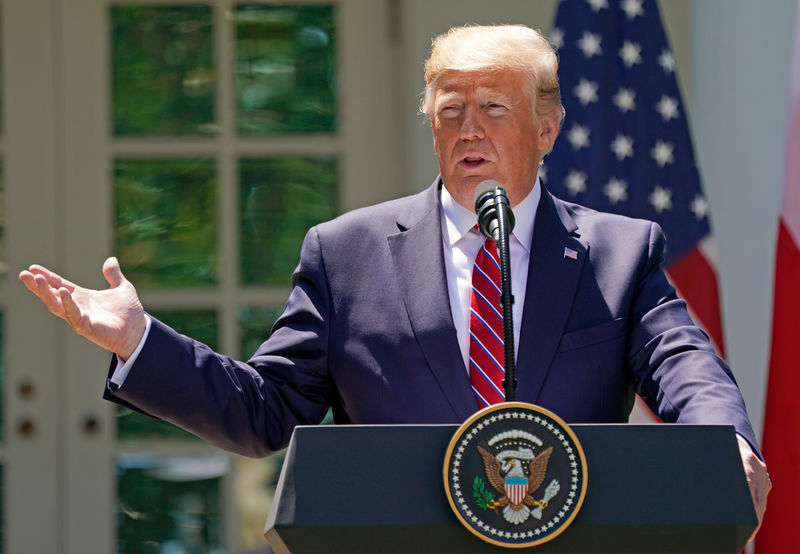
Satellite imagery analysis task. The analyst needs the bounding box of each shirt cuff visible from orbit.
[109,314,152,388]
[737,433,755,453]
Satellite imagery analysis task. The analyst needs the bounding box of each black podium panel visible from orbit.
[265,424,755,553]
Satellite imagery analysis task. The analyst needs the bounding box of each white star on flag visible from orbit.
[613,87,636,112]
[655,95,679,121]
[649,185,673,212]
[620,0,645,19]
[658,49,676,74]
[619,41,642,67]
[567,124,591,149]
[574,78,599,105]
[539,163,548,183]
[604,178,628,204]
[587,0,609,11]
[610,133,634,160]
[689,194,709,220]
[565,170,588,196]
[577,31,602,58]
[549,27,564,50]
[651,140,675,166]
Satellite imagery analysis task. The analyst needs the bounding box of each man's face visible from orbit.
[430,70,558,210]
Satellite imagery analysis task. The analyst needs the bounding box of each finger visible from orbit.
[19,270,39,293]
[102,257,125,288]
[26,264,76,292]
[58,287,85,331]
[30,274,67,317]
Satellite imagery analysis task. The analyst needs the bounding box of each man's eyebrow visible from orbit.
[434,91,463,106]
[475,87,514,104]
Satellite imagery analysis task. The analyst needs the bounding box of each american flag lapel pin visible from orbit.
[564,247,578,260]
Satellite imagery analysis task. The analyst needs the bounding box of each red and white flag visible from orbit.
[756,4,800,551]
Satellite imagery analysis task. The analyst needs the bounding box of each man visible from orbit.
[20,24,769,534]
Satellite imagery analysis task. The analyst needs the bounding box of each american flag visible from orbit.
[544,0,726,356]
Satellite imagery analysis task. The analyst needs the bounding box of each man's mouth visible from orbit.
[461,155,487,167]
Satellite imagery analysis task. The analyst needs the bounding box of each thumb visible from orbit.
[102,257,126,288]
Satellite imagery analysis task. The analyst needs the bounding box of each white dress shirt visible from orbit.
[439,178,540,373]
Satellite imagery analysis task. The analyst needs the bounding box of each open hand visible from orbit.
[19,257,147,359]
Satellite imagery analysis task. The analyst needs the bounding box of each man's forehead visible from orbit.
[434,70,527,96]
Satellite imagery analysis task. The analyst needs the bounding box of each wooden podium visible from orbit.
[265,424,756,553]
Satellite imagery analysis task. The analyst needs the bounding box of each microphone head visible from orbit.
[473,180,503,212]
[474,180,515,240]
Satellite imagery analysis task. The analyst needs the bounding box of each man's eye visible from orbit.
[439,106,462,117]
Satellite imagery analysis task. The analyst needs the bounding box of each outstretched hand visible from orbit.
[19,257,147,359]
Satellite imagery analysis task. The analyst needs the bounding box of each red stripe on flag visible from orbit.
[665,246,726,357]
[756,220,800,552]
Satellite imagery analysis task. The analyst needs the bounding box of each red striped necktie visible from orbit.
[468,237,506,407]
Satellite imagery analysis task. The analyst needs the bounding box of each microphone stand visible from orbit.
[489,189,517,402]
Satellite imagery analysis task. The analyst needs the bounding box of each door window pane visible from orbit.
[117,453,225,553]
[112,6,215,135]
[117,310,217,442]
[236,5,336,135]
[240,157,337,285]
[239,307,283,358]
[115,159,217,288]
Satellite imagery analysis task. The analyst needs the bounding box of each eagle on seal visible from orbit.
[477,444,554,525]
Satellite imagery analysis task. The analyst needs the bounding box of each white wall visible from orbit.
[690,0,797,438]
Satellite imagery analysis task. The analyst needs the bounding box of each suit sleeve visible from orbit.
[103,226,335,457]
[627,222,761,456]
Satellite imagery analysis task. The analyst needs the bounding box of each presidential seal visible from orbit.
[443,402,587,548]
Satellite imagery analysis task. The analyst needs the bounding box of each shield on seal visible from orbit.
[505,476,527,505]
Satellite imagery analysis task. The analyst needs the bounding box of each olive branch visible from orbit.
[472,476,496,511]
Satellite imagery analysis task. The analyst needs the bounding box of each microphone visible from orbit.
[473,180,517,401]
[474,180,515,241]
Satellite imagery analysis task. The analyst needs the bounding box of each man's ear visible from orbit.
[536,109,562,152]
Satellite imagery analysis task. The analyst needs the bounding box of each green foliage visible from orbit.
[117,456,222,553]
[240,157,337,285]
[112,6,215,135]
[115,159,217,287]
[239,306,284,358]
[473,476,496,510]
[236,5,337,134]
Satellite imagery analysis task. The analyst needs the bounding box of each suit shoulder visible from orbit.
[554,194,659,236]
[315,186,434,238]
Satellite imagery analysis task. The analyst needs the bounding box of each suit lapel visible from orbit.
[516,189,588,403]
[387,180,476,421]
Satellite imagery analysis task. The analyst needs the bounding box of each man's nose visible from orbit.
[459,106,485,141]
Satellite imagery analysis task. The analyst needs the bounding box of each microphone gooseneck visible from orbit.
[473,180,517,402]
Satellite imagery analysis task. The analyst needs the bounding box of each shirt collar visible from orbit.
[441,173,541,252]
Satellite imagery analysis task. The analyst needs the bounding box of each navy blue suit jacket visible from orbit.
[106,179,758,457]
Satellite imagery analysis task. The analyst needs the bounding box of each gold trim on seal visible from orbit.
[443,402,588,548]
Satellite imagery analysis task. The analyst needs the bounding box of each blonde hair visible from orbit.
[421,24,564,123]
